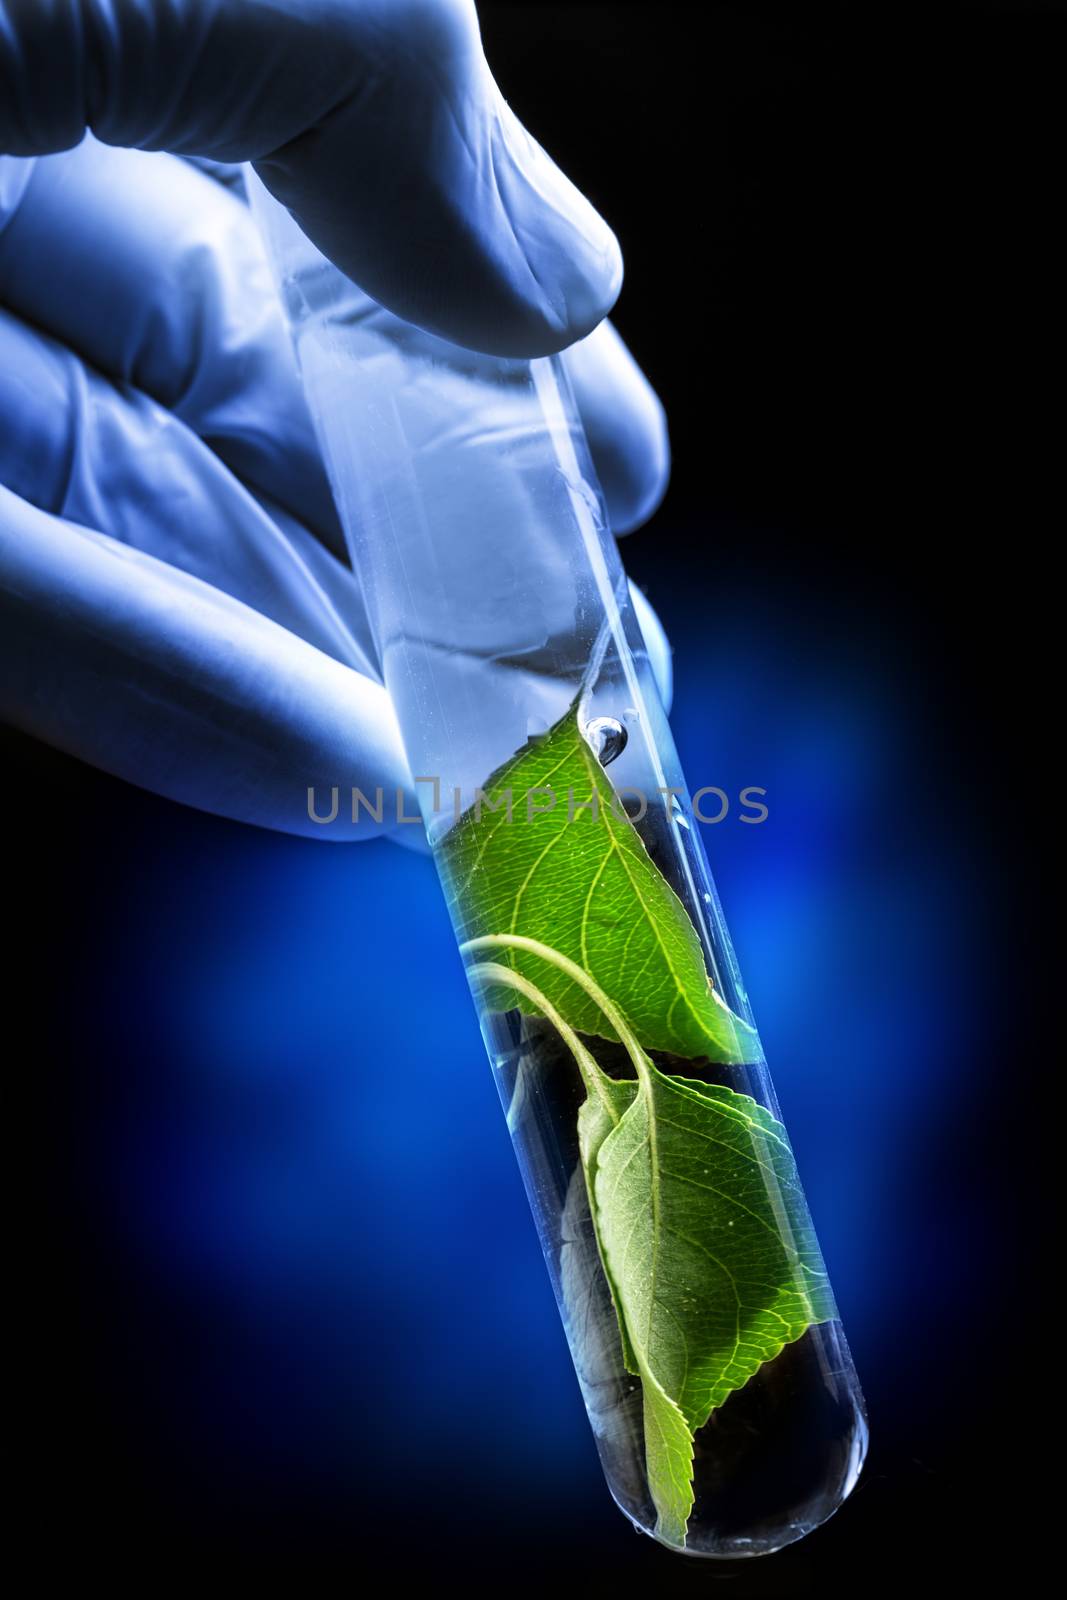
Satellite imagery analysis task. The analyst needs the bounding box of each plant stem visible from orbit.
[466,958,618,1122]
[460,932,655,1095]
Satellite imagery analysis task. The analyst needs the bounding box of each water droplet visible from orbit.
[584,715,628,767]
[526,714,549,742]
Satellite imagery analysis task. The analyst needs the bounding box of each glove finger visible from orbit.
[0,302,376,675]
[0,0,620,358]
[0,141,344,556]
[0,145,666,551]
[0,295,674,700]
[561,321,672,536]
[0,484,409,840]
[0,487,671,845]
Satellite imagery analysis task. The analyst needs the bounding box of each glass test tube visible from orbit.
[251,179,867,1558]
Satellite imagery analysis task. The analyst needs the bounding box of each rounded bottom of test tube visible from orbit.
[601,1322,868,1559]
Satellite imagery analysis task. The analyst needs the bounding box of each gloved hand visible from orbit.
[0,1,671,839]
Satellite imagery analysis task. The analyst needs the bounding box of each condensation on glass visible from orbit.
[250,176,867,1558]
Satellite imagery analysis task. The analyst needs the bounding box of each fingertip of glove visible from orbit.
[536,213,624,357]
[477,231,623,358]
[481,100,624,356]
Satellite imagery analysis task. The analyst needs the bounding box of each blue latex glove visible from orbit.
[0,2,670,838]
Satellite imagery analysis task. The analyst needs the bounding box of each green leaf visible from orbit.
[632,1365,696,1547]
[439,705,760,1065]
[594,1066,837,1542]
[577,1075,642,1375]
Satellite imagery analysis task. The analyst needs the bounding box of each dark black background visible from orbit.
[3,2,1058,1591]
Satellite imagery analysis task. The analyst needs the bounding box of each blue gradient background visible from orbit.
[3,3,1052,1590]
